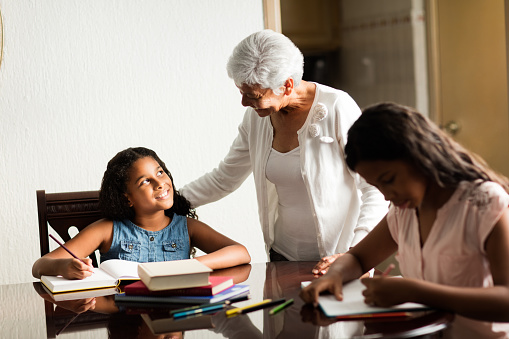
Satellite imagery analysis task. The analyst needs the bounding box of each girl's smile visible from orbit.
[125,156,174,214]
[155,189,171,200]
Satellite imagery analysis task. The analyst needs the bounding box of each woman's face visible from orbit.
[124,156,174,215]
[355,159,428,209]
[238,83,285,117]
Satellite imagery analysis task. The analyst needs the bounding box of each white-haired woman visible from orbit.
[180,30,388,273]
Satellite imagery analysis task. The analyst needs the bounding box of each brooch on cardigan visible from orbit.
[309,103,333,143]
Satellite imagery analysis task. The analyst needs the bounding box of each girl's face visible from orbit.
[124,157,174,215]
[355,159,428,209]
[238,83,286,117]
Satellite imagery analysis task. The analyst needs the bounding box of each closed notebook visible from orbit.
[125,276,234,296]
[301,280,431,318]
[115,284,250,305]
[137,259,212,291]
[40,259,139,294]
[42,285,119,301]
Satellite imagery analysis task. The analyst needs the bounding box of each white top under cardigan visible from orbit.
[180,83,388,258]
[266,146,319,260]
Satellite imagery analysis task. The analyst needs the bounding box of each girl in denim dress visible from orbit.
[33,147,251,280]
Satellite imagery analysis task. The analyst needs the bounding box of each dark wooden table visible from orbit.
[7,261,455,338]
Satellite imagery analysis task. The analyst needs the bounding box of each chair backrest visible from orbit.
[37,190,102,267]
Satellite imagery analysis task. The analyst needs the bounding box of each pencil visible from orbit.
[226,299,273,316]
[239,298,287,314]
[269,298,294,315]
[173,303,227,318]
[170,300,230,315]
[49,234,89,265]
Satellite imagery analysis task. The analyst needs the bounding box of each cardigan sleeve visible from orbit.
[179,110,254,208]
[334,91,389,248]
[351,177,389,247]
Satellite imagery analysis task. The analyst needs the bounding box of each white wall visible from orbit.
[0,0,266,285]
[339,0,428,115]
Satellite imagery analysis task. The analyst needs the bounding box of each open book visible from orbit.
[40,259,139,294]
[301,279,431,318]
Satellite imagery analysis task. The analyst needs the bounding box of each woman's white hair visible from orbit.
[226,29,304,95]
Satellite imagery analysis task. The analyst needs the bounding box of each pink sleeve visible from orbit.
[477,182,509,253]
[386,204,400,245]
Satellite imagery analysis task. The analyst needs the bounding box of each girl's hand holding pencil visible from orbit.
[49,234,94,280]
[63,258,94,280]
[361,264,412,307]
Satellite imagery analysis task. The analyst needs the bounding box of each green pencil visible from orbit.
[269,298,294,315]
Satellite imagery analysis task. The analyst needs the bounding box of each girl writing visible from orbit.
[33,147,251,280]
[300,103,509,336]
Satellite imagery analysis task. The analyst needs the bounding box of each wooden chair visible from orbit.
[37,190,102,267]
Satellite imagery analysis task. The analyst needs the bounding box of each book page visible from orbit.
[302,280,430,317]
[99,259,139,280]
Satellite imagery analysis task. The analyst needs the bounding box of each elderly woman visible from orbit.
[180,30,387,272]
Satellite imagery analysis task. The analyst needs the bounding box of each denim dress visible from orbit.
[100,214,191,263]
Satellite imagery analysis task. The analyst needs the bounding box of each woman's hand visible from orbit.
[61,258,94,280]
[312,253,344,275]
[299,274,345,307]
[361,276,414,307]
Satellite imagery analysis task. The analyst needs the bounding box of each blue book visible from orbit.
[115,284,250,305]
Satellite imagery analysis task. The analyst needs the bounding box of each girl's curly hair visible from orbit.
[345,102,509,193]
[98,147,198,220]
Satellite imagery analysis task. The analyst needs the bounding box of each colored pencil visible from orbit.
[49,234,89,265]
[269,298,294,315]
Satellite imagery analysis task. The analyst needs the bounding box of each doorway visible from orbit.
[280,0,509,177]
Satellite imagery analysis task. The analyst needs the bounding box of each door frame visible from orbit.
[263,0,282,32]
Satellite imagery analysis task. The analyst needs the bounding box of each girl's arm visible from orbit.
[32,219,114,279]
[300,215,397,305]
[363,208,509,321]
[187,218,251,270]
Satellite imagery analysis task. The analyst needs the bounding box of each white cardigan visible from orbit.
[180,84,388,258]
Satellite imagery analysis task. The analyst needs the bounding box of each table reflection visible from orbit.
[27,261,462,338]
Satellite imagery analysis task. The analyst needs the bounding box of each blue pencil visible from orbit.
[173,303,227,318]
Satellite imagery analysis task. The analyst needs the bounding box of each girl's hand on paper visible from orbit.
[62,258,94,280]
[300,275,344,307]
[312,253,344,276]
[361,276,414,307]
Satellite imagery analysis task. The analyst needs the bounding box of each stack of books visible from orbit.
[114,259,250,306]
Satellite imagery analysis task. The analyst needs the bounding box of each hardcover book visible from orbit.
[138,259,212,291]
[125,275,233,296]
[115,284,250,305]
